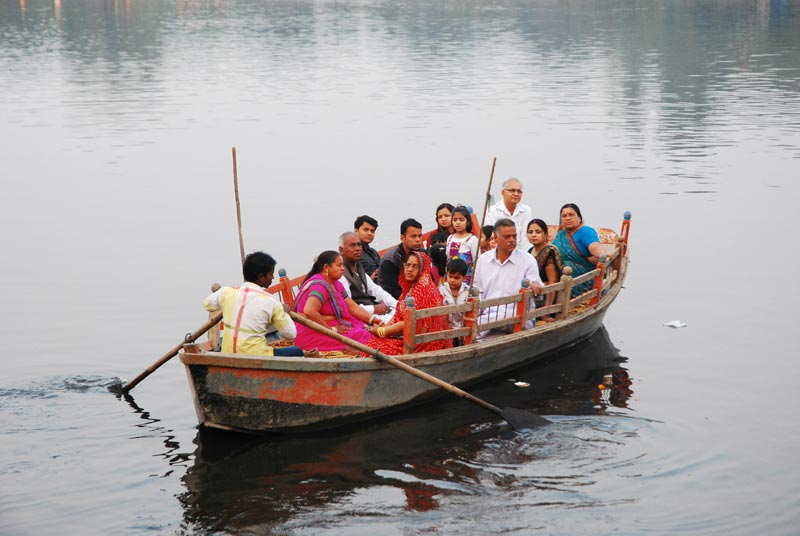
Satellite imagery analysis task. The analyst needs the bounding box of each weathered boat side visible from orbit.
[180,252,627,433]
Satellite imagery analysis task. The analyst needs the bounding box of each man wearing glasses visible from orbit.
[485,177,531,250]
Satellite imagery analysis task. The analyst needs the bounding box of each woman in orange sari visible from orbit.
[364,251,452,356]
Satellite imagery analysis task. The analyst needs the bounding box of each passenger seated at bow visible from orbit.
[552,203,603,297]
[526,218,563,316]
[338,232,397,324]
[472,218,543,337]
[363,251,453,356]
[203,251,307,357]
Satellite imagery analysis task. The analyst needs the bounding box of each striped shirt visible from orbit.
[203,282,296,356]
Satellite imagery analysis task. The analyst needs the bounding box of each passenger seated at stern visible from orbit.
[377,218,424,300]
[203,251,305,357]
[363,251,452,356]
[338,232,397,324]
[552,203,603,297]
[472,218,543,336]
[292,251,382,354]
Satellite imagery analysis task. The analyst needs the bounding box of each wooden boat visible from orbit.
[179,213,632,434]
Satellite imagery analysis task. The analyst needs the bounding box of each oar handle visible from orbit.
[121,311,223,394]
[287,312,502,416]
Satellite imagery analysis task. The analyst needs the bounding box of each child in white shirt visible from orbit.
[439,258,471,346]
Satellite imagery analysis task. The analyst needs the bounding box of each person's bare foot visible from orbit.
[303,348,320,357]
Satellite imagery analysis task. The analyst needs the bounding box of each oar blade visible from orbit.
[501,407,552,430]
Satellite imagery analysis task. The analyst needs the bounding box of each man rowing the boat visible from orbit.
[338,232,397,324]
[377,218,425,300]
[472,218,543,336]
[203,251,312,357]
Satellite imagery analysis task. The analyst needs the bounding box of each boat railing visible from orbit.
[399,212,631,351]
[238,212,631,354]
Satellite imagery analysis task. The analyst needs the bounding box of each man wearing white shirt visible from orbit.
[485,177,531,250]
[472,218,543,336]
[338,232,397,324]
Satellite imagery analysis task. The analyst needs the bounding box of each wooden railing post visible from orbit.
[403,296,417,355]
[557,266,573,320]
[514,279,531,333]
[589,255,606,306]
[463,287,480,345]
[620,211,631,257]
[207,283,222,351]
[277,268,294,307]
[613,236,624,274]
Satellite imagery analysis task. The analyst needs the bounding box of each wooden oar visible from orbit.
[467,156,497,297]
[114,311,223,395]
[231,147,245,266]
[288,311,550,430]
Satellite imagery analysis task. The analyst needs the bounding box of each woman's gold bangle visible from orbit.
[377,327,386,338]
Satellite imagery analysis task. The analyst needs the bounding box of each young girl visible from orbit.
[446,206,479,284]
[526,218,563,315]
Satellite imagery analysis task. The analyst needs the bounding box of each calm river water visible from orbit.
[1,0,799,534]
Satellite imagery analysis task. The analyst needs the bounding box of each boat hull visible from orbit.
[180,258,625,433]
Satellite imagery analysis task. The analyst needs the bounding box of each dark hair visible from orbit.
[436,202,454,214]
[451,206,473,233]
[560,203,583,223]
[430,231,448,245]
[446,258,469,276]
[428,243,447,277]
[400,218,423,235]
[527,218,548,235]
[354,215,378,230]
[494,217,516,232]
[304,250,341,283]
[481,225,495,240]
[243,251,277,283]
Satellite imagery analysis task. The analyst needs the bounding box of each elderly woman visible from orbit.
[364,251,452,356]
[552,203,603,297]
[293,250,382,353]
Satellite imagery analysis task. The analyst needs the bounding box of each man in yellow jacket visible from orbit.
[203,251,306,357]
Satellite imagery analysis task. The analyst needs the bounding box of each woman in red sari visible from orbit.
[364,251,452,356]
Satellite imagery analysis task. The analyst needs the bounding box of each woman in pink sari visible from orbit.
[293,250,381,353]
[364,251,452,356]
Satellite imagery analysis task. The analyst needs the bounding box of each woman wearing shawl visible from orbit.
[293,250,381,353]
[552,203,603,297]
[364,251,453,356]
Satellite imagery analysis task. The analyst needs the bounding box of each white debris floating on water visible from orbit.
[663,320,688,328]
[514,381,530,388]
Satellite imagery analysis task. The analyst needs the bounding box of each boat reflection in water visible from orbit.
[178,326,632,533]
